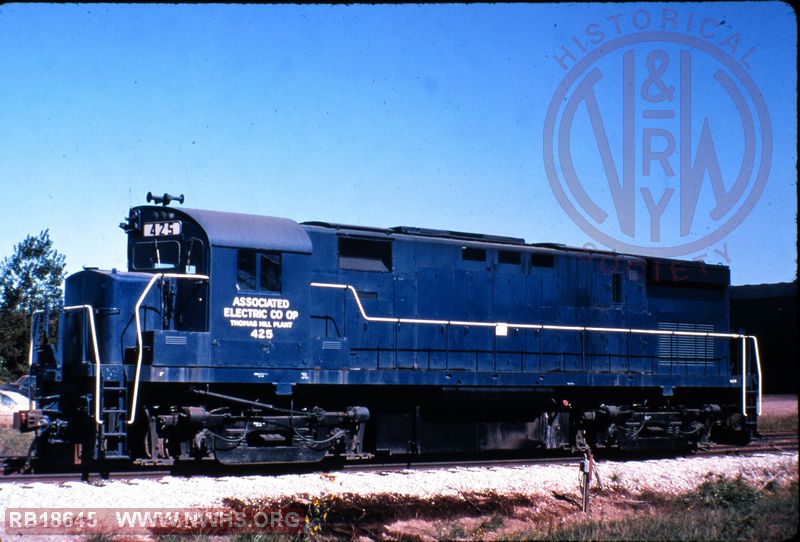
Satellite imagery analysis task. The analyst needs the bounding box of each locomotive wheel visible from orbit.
[143,428,171,460]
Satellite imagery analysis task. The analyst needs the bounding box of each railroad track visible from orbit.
[2,433,796,484]
[701,432,798,456]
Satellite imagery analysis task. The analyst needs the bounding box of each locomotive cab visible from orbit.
[119,204,314,369]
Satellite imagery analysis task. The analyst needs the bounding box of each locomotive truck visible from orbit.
[16,194,762,469]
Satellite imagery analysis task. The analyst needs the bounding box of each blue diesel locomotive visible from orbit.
[17,195,762,468]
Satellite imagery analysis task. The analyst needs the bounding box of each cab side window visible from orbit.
[237,250,281,293]
[259,253,281,292]
[237,251,257,291]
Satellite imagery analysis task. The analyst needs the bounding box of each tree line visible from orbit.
[0,230,66,380]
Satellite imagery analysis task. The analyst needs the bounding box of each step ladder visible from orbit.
[98,365,130,460]
[745,388,759,433]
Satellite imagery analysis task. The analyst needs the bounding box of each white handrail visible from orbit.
[128,273,209,425]
[741,337,747,417]
[62,305,104,425]
[750,335,763,416]
[312,282,745,339]
[738,335,764,417]
[311,281,763,416]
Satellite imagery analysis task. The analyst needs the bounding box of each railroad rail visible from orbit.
[2,432,795,484]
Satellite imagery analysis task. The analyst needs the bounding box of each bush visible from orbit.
[692,475,760,508]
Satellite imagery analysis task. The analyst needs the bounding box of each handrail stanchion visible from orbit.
[741,336,748,416]
[62,305,103,425]
[749,336,763,416]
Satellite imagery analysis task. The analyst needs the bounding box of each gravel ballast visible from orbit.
[1,452,796,515]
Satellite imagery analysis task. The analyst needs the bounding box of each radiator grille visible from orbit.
[657,322,715,359]
[165,335,188,346]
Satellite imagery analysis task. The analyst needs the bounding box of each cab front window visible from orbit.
[133,241,180,270]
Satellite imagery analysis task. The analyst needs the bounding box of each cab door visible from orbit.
[174,237,208,332]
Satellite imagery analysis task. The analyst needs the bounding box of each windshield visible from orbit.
[132,240,180,270]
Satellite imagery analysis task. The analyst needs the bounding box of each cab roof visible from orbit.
[176,207,313,253]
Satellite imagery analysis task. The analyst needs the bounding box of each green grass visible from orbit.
[72,477,797,541]
[506,478,798,541]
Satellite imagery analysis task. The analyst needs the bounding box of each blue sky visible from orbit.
[0,3,796,285]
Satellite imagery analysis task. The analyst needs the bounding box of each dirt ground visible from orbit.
[762,394,798,417]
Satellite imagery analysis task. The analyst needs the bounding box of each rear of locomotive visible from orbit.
[17,201,369,470]
[570,258,763,451]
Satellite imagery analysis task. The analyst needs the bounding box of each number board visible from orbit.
[142,221,182,237]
